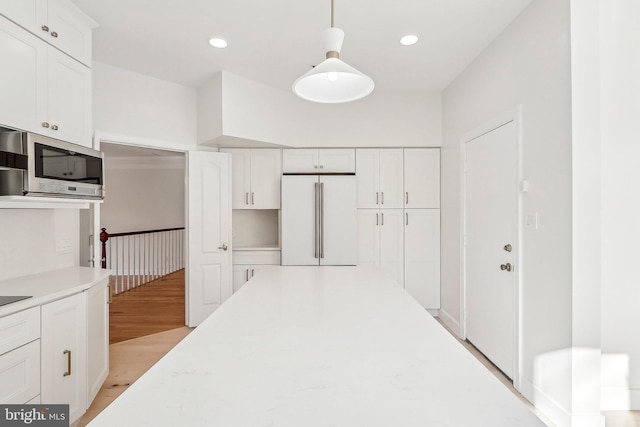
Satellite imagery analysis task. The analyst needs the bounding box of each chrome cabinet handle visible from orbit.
[251,192,254,205]
[246,269,249,282]
[320,182,324,259]
[406,192,409,205]
[251,269,254,277]
[51,31,58,38]
[381,213,384,226]
[503,244,512,252]
[381,192,384,205]
[314,183,319,259]
[406,212,408,226]
[376,192,379,205]
[376,213,379,226]
[42,25,49,32]
[500,263,513,272]
[51,124,59,131]
[245,192,249,205]
[218,243,228,251]
[319,165,324,169]
[63,350,71,377]
[42,122,50,128]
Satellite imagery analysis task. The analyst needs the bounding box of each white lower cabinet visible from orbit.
[41,292,87,424]
[0,340,41,404]
[404,209,441,309]
[232,250,280,293]
[357,209,404,286]
[86,278,109,404]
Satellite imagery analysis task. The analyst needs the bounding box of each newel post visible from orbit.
[100,228,109,269]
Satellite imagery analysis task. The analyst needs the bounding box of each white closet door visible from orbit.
[404,209,440,309]
[356,149,380,208]
[404,148,440,208]
[356,209,380,269]
[379,209,404,286]
[379,149,404,208]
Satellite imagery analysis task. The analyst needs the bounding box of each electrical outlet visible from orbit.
[525,213,538,230]
[55,236,72,253]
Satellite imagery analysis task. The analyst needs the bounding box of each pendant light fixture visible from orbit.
[292,0,374,103]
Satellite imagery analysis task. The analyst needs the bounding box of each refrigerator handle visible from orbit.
[314,182,319,259]
[320,182,324,259]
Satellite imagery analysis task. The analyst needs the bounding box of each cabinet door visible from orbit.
[86,279,108,405]
[379,149,404,208]
[0,16,46,133]
[47,0,93,66]
[232,264,250,293]
[0,340,40,404]
[404,209,440,309]
[356,209,380,269]
[223,149,251,209]
[356,149,379,208]
[319,175,357,266]
[404,148,440,208]
[318,149,355,173]
[47,47,92,147]
[250,149,281,209]
[41,292,87,424]
[0,0,43,36]
[282,149,318,173]
[379,209,404,286]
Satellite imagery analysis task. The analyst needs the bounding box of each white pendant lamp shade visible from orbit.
[293,25,374,103]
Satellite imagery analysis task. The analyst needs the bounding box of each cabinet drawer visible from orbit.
[233,250,281,265]
[0,339,40,404]
[0,307,40,356]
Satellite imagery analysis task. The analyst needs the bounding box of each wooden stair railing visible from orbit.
[100,227,185,295]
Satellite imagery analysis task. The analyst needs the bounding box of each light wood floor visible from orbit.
[78,327,193,426]
[109,269,185,344]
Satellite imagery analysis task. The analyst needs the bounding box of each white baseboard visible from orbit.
[519,377,604,427]
[438,308,462,338]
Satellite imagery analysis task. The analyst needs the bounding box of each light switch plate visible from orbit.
[55,236,72,253]
[525,213,538,230]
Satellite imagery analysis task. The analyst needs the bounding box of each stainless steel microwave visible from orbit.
[0,128,105,200]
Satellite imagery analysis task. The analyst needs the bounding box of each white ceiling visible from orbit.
[69,0,533,93]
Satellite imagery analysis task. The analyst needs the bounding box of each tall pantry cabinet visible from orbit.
[356,148,441,309]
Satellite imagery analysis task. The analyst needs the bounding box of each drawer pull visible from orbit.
[63,349,71,377]
[51,31,58,38]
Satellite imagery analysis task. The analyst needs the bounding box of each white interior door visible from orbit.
[186,151,231,327]
[464,120,518,379]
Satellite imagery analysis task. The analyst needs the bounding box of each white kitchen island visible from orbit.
[88,266,547,427]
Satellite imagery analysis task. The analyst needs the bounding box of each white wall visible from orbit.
[441,0,577,424]
[101,156,185,234]
[600,0,640,410]
[93,62,198,148]
[0,209,79,281]
[199,71,441,148]
[197,72,223,145]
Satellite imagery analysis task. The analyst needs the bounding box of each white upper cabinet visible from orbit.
[356,149,403,208]
[404,148,440,208]
[0,12,92,147]
[0,16,46,133]
[282,148,355,173]
[222,148,281,210]
[46,46,91,145]
[0,0,95,66]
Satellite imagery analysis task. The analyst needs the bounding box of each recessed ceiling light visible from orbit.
[209,38,228,49]
[400,35,419,46]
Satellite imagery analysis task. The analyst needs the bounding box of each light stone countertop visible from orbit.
[0,267,111,317]
[88,266,547,427]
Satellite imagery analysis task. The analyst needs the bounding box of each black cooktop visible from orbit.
[0,296,32,306]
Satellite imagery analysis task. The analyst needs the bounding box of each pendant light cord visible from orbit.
[331,0,334,28]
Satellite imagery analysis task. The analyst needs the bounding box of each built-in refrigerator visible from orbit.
[281,175,357,265]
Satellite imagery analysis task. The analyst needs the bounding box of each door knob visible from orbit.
[503,244,512,252]
[218,243,228,251]
[500,263,512,272]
